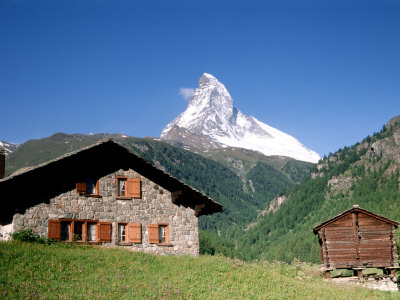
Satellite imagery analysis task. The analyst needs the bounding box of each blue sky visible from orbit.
[1,0,399,156]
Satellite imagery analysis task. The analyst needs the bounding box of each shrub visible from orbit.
[10,228,48,244]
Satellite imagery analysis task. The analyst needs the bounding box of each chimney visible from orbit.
[0,146,5,179]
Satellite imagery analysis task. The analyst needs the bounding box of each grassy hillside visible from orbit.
[238,117,400,263]
[0,242,394,299]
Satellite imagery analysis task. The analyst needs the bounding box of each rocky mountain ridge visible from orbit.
[0,141,18,156]
[161,73,320,163]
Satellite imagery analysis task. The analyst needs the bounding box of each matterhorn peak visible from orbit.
[198,73,219,87]
[187,72,233,112]
[161,73,320,163]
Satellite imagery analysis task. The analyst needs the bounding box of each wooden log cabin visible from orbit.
[313,205,399,280]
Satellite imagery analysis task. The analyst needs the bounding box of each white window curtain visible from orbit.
[118,179,126,196]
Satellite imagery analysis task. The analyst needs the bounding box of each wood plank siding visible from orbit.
[313,206,399,270]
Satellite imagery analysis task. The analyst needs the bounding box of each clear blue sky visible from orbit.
[1,0,399,156]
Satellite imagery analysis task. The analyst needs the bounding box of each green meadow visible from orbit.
[0,242,397,299]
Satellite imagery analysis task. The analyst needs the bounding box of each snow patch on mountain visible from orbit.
[0,141,18,156]
[161,73,321,163]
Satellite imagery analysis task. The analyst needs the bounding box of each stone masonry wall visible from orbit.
[12,169,199,256]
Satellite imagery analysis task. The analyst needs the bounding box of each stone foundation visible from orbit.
[331,276,398,292]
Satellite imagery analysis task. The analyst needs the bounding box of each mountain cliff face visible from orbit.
[161,73,320,163]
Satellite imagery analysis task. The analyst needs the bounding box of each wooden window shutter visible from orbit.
[82,222,87,242]
[48,220,61,241]
[165,225,169,243]
[148,224,159,244]
[76,182,86,194]
[98,222,112,243]
[127,178,141,198]
[95,180,100,195]
[128,223,142,243]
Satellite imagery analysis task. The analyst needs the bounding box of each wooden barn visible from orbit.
[313,205,399,280]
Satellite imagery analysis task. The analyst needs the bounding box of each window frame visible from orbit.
[76,179,101,198]
[73,221,84,241]
[116,177,128,198]
[48,219,110,244]
[60,220,71,241]
[148,223,172,246]
[116,176,141,199]
[117,222,128,243]
[48,219,141,245]
[86,222,97,242]
[117,222,142,245]
[158,224,167,243]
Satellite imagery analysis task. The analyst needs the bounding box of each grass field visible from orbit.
[0,242,398,299]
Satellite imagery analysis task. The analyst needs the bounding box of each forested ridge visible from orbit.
[6,117,400,263]
[4,132,312,258]
[238,117,400,262]
[118,138,310,239]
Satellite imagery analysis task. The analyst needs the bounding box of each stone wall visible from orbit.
[12,168,199,256]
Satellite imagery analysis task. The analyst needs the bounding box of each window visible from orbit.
[158,225,167,243]
[61,221,70,241]
[87,223,96,242]
[48,220,142,244]
[148,224,171,245]
[117,178,127,197]
[86,179,97,195]
[76,179,100,197]
[74,221,83,241]
[117,223,142,244]
[48,219,111,243]
[116,177,141,199]
[118,223,127,242]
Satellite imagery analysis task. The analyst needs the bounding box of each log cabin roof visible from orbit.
[313,205,399,234]
[0,139,223,224]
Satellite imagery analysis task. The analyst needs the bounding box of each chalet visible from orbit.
[313,205,399,280]
[0,140,223,256]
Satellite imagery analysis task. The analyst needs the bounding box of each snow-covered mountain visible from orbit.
[161,73,321,163]
[0,141,18,156]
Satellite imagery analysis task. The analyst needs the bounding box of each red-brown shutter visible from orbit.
[82,222,87,242]
[148,224,159,244]
[94,180,100,195]
[98,222,112,242]
[48,220,61,241]
[127,178,141,198]
[76,182,86,194]
[165,225,169,243]
[128,223,142,243]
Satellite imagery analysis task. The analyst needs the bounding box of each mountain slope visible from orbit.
[161,73,320,163]
[4,133,312,241]
[200,147,314,184]
[238,116,400,263]
[4,133,127,176]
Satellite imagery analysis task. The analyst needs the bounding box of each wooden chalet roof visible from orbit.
[313,205,399,234]
[0,139,223,225]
